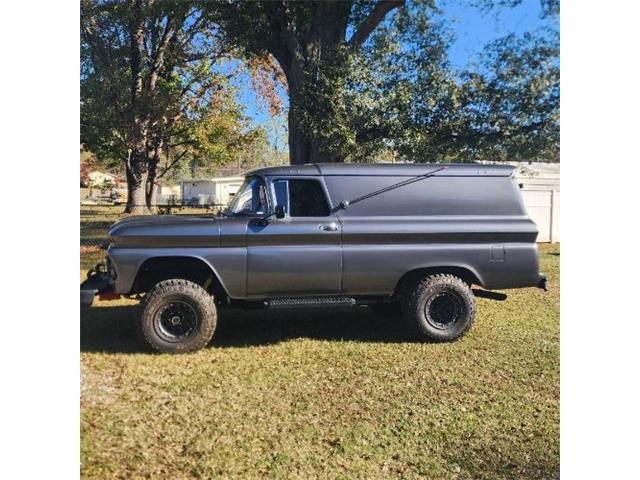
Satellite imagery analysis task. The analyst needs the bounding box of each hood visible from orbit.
[109,215,221,248]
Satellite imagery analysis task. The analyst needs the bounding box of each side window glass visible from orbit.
[273,179,289,213]
[273,179,330,217]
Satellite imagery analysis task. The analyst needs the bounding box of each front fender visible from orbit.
[108,247,247,299]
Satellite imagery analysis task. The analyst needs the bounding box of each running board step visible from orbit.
[265,296,356,309]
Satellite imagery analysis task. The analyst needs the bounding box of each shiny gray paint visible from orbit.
[246,217,342,297]
[106,163,542,299]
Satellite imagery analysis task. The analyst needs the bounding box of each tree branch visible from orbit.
[347,0,405,49]
[130,0,146,106]
[148,16,176,91]
[180,12,206,48]
[157,149,189,179]
[263,1,304,80]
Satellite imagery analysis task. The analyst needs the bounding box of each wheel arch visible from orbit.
[131,256,229,300]
[394,265,484,296]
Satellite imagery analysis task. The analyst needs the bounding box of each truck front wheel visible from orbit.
[139,279,217,353]
[402,274,476,342]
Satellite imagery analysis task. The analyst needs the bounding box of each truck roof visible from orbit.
[248,163,515,177]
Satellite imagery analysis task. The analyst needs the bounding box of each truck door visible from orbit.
[246,177,342,297]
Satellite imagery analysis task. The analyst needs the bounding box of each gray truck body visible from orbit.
[82,163,545,307]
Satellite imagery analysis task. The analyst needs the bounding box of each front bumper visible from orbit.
[80,263,114,307]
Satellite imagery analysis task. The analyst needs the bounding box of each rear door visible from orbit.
[246,177,342,297]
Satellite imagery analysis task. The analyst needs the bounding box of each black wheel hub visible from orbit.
[425,291,463,329]
[155,301,199,342]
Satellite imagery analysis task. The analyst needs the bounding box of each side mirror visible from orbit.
[275,204,285,219]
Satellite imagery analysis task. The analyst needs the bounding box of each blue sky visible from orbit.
[438,0,557,68]
[235,0,558,141]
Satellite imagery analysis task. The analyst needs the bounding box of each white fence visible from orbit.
[522,189,560,243]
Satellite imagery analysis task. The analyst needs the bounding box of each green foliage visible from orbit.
[297,46,355,161]
[207,1,406,163]
[80,0,238,180]
[211,0,558,164]
[450,31,560,162]
[82,0,559,173]
[191,92,259,166]
[341,4,559,163]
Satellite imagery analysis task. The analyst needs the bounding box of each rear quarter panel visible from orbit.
[327,175,541,294]
[337,216,540,294]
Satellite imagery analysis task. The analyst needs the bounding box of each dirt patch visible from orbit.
[80,245,102,254]
[80,362,118,408]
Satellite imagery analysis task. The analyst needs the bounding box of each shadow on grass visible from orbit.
[81,305,141,353]
[446,447,559,480]
[80,304,414,354]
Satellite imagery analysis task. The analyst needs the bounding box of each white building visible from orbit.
[211,177,244,206]
[180,177,244,207]
[512,162,560,191]
[157,185,181,205]
[87,170,116,187]
[512,162,560,243]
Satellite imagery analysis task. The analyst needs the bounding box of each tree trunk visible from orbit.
[146,171,158,213]
[262,1,401,166]
[278,33,347,165]
[286,75,335,165]
[287,91,311,165]
[146,147,160,213]
[124,149,150,215]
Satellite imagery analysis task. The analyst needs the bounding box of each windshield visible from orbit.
[225,176,268,216]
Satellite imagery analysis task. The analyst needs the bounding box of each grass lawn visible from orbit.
[80,244,559,479]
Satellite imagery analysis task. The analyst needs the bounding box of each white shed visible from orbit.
[211,177,244,206]
[181,180,215,205]
[180,177,244,207]
[157,185,181,205]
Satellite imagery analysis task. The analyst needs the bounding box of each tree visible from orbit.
[150,83,280,183]
[430,31,559,162]
[210,0,406,165]
[336,2,560,162]
[184,89,270,177]
[81,0,229,213]
[212,0,558,165]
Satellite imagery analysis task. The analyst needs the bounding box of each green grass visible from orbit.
[80,244,559,479]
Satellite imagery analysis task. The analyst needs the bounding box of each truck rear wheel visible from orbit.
[402,274,475,342]
[139,279,217,353]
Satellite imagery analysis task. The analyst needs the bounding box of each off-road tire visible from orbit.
[401,274,475,342]
[139,279,217,353]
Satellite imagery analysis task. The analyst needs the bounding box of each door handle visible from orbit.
[319,223,338,232]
